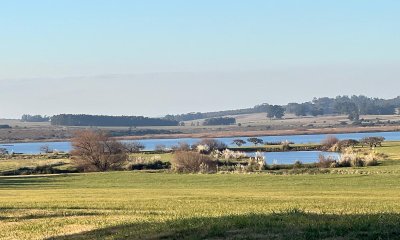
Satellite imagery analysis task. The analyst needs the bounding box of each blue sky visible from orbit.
[0,0,399,118]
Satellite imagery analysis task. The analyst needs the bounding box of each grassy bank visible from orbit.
[229,143,323,152]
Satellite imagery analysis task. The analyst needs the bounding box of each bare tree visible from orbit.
[155,144,167,152]
[71,130,128,172]
[122,141,145,153]
[171,142,191,151]
[40,144,53,154]
[321,135,339,150]
[0,148,8,155]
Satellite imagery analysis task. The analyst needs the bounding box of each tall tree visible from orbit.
[266,105,285,119]
[71,130,128,172]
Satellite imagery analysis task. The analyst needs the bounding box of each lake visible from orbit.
[248,151,340,165]
[1,131,398,163]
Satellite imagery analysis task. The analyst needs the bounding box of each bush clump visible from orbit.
[317,154,337,168]
[172,151,217,173]
[321,148,381,168]
[128,160,171,170]
[321,135,339,150]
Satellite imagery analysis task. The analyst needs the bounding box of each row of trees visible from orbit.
[21,115,50,122]
[165,95,400,122]
[203,117,236,126]
[321,135,386,151]
[21,95,399,126]
[287,95,399,120]
[51,114,179,126]
[232,138,264,146]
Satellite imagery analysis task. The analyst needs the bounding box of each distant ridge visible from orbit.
[164,95,400,122]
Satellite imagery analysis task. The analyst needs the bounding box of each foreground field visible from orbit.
[1,172,400,239]
[1,142,400,239]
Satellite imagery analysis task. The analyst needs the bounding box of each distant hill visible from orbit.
[23,95,400,126]
[164,104,270,122]
[164,95,400,122]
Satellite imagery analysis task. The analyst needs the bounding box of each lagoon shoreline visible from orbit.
[1,125,399,144]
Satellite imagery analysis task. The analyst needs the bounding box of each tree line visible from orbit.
[50,114,179,126]
[21,114,50,122]
[165,95,400,122]
[203,117,236,126]
[21,95,400,125]
[286,96,400,121]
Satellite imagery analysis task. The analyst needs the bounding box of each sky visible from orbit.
[0,0,399,118]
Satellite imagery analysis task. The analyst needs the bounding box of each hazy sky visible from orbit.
[1,0,399,118]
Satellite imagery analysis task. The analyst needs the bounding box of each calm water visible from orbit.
[1,131,399,162]
[248,151,340,164]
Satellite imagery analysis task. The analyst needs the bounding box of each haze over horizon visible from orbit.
[1,0,399,118]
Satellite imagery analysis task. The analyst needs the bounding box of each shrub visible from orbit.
[155,144,167,152]
[128,160,171,170]
[317,154,337,168]
[192,139,227,154]
[338,150,380,167]
[338,155,352,167]
[172,151,217,173]
[171,142,191,151]
[282,141,291,151]
[351,157,365,167]
[293,160,303,169]
[0,148,8,155]
[246,152,265,172]
[219,149,247,160]
[196,144,210,154]
[364,152,379,166]
[321,135,339,150]
[330,162,339,168]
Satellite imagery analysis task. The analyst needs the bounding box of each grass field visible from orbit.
[1,143,400,239]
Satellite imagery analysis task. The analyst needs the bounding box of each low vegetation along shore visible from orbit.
[1,130,400,239]
[0,131,387,175]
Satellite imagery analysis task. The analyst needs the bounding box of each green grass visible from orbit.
[129,152,173,162]
[0,157,71,173]
[1,142,400,239]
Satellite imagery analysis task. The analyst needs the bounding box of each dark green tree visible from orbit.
[247,138,264,146]
[232,139,246,147]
